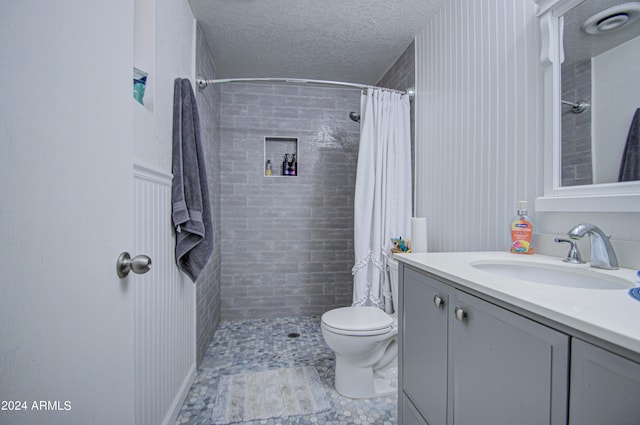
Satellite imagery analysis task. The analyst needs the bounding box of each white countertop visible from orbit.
[395,251,640,357]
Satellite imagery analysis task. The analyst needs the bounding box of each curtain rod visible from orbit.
[196,77,414,99]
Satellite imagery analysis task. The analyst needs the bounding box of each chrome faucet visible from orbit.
[567,223,619,270]
[554,237,585,264]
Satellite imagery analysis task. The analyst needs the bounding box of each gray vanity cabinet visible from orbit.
[569,338,640,425]
[399,265,569,425]
[451,290,569,425]
[402,267,451,425]
[402,395,430,425]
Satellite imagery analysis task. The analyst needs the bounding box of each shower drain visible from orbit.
[287,332,301,338]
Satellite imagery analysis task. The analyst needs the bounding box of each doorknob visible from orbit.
[116,252,152,278]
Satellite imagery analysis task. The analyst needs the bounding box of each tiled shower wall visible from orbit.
[219,84,360,319]
[194,25,222,364]
[377,40,415,93]
[561,58,593,187]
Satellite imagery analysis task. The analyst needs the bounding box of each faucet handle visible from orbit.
[555,238,585,264]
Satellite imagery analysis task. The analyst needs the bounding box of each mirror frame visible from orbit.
[536,0,640,212]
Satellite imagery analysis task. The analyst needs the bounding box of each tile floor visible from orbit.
[175,316,397,425]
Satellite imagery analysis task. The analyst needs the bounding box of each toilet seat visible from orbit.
[321,306,394,336]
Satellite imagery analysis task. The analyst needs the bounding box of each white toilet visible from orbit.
[321,257,399,399]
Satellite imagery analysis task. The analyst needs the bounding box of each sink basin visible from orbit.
[471,261,634,290]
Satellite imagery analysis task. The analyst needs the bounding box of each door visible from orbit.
[451,291,569,425]
[570,338,640,425]
[402,268,450,425]
[1,2,135,424]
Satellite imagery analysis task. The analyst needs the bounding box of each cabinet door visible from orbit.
[570,338,640,425]
[402,393,430,425]
[402,268,450,425]
[451,291,569,425]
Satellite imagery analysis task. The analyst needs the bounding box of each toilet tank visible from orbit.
[388,257,399,314]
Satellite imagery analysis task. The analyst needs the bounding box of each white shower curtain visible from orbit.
[352,89,412,313]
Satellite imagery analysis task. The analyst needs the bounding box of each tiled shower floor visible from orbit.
[175,316,397,425]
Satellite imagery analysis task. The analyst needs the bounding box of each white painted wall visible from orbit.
[134,0,196,173]
[134,0,156,111]
[414,0,544,252]
[591,35,640,184]
[133,0,198,423]
[134,1,198,422]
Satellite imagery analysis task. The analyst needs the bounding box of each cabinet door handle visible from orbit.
[454,307,467,322]
[433,295,445,308]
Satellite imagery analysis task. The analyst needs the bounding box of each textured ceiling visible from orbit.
[188,0,446,85]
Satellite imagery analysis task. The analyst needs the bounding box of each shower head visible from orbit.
[349,112,360,123]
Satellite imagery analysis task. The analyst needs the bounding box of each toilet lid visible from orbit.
[322,306,393,335]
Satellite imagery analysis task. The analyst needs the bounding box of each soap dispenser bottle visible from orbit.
[290,153,297,176]
[510,200,534,254]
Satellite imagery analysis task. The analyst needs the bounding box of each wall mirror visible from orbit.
[537,0,640,211]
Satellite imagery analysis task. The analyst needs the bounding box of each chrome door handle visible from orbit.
[433,295,445,309]
[454,307,467,322]
[116,252,152,278]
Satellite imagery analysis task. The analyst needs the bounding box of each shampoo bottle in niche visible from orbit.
[265,160,273,176]
[290,153,297,176]
[510,200,534,254]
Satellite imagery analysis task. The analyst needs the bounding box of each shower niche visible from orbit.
[264,137,298,177]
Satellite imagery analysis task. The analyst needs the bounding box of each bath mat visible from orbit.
[210,366,330,424]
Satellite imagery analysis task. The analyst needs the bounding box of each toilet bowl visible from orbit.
[321,257,399,399]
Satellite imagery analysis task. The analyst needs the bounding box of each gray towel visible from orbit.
[172,78,213,282]
[619,108,640,182]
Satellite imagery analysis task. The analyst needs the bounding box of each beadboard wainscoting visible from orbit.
[414,0,544,252]
[133,163,196,425]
